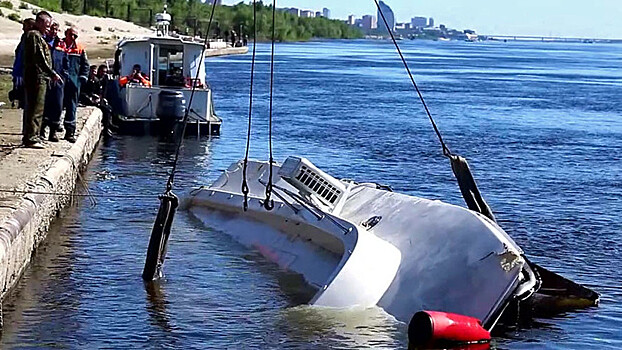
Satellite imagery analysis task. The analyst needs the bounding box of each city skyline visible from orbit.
[218,0,622,39]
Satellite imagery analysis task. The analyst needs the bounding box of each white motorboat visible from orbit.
[184,156,597,329]
[107,6,237,136]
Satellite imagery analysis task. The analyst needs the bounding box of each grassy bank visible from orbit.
[0,73,12,105]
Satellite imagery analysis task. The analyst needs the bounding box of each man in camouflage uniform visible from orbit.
[23,11,62,148]
[11,18,35,109]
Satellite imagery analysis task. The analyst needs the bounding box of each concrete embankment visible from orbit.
[206,46,249,57]
[0,107,102,308]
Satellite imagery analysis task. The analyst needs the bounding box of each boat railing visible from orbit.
[258,179,352,235]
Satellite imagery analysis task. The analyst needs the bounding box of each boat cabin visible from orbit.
[117,37,208,89]
[109,35,223,135]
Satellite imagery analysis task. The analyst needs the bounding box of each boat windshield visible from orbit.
[156,45,185,87]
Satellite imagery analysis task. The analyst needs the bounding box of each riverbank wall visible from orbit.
[0,107,103,317]
[206,46,249,57]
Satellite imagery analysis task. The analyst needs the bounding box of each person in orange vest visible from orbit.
[119,64,152,87]
[57,26,89,143]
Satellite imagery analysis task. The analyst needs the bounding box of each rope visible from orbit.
[241,0,258,212]
[373,0,452,158]
[166,0,219,193]
[263,0,276,211]
[0,189,159,199]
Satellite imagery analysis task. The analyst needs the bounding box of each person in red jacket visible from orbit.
[119,64,151,87]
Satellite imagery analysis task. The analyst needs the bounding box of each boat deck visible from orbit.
[114,116,221,136]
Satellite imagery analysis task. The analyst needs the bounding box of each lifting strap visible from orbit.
[241,0,258,211]
[374,0,496,221]
[449,155,496,222]
[143,0,218,281]
[142,192,179,281]
[263,0,277,211]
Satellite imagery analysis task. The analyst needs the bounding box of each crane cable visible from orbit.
[166,0,218,193]
[241,0,258,211]
[374,0,452,158]
[374,0,498,222]
[263,0,277,211]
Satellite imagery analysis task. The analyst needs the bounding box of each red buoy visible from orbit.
[408,311,491,348]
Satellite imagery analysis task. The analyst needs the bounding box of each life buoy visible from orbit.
[408,311,491,348]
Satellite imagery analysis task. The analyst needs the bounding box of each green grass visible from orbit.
[0,74,13,106]
[0,1,12,9]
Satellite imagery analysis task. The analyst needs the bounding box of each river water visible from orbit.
[1,40,620,349]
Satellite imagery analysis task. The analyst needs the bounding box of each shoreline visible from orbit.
[0,107,103,313]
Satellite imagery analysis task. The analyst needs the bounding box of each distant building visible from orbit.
[285,8,300,17]
[411,16,427,28]
[395,22,407,30]
[361,15,377,29]
[428,17,434,28]
[377,1,395,32]
[316,11,322,18]
[355,18,363,27]
[424,27,442,34]
[300,10,315,18]
[322,8,331,19]
[347,15,356,26]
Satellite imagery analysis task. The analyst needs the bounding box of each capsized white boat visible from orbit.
[185,156,551,327]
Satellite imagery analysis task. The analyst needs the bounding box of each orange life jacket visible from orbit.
[119,73,151,87]
[57,40,85,55]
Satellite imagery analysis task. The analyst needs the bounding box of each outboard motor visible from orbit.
[156,90,186,130]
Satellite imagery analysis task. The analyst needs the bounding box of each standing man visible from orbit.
[41,20,67,142]
[10,18,36,109]
[23,11,62,148]
[58,27,89,143]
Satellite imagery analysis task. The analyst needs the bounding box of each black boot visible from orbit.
[39,124,47,140]
[48,129,59,142]
[64,126,76,143]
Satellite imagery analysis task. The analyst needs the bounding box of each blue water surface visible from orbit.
[0,40,620,349]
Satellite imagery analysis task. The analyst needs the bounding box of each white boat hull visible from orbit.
[186,159,536,325]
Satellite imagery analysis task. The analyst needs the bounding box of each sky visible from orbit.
[221,0,622,39]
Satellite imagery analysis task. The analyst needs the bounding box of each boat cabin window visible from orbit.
[156,45,185,87]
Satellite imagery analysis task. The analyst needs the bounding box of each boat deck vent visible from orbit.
[278,157,347,210]
[296,165,341,204]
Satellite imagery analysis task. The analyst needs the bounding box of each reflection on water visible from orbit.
[144,281,173,333]
[276,306,406,348]
[0,40,621,349]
